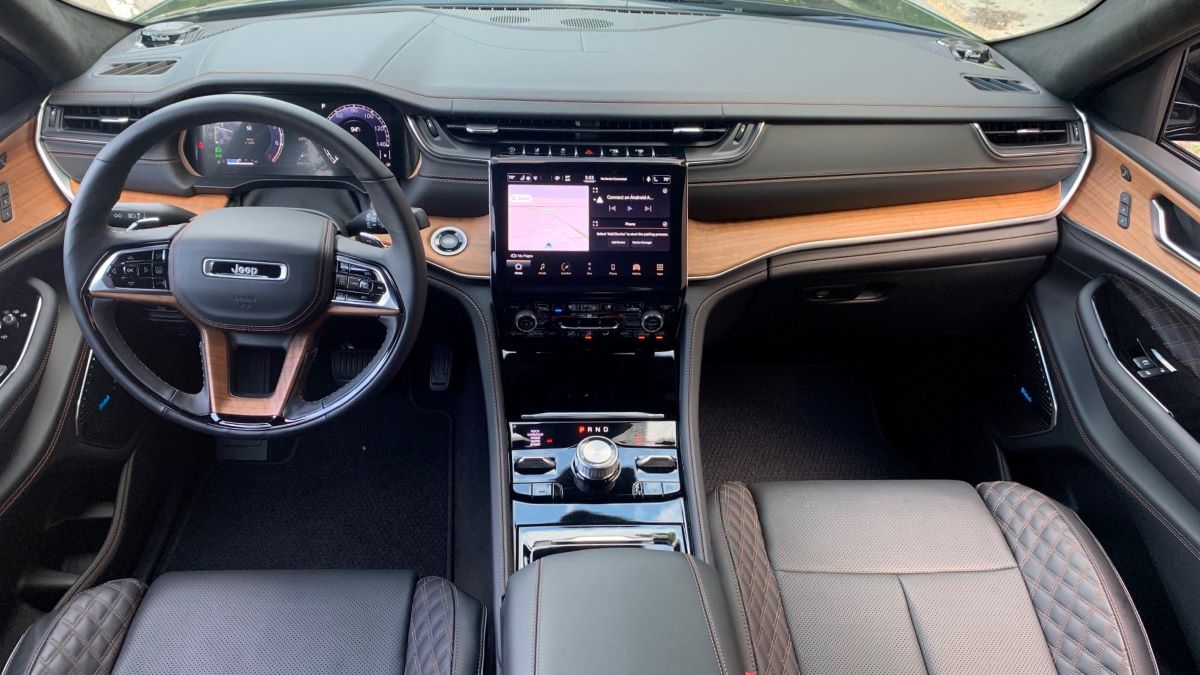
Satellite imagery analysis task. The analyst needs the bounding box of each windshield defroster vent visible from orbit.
[98,60,177,76]
[58,106,154,134]
[437,117,730,146]
[964,76,1037,93]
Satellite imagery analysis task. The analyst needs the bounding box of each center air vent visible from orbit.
[437,117,730,146]
[57,106,153,134]
[99,60,176,76]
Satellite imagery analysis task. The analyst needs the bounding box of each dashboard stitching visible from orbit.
[50,72,1073,108]
[690,164,1082,185]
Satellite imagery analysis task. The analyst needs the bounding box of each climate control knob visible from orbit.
[640,310,664,333]
[514,310,539,333]
[573,436,620,484]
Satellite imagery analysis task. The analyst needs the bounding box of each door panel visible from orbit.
[0,119,68,251]
[1064,134,1200,296]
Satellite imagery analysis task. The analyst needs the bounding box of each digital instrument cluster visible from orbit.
[183,96,399,177]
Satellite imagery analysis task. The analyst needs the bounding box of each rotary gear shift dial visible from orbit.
[573,436,620,484]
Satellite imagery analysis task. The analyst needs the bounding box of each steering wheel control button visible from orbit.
[98,246,171,292]
[573,436,621,484]
[514,455,556,474]
[430,227,468,256]
[333,258,389,306]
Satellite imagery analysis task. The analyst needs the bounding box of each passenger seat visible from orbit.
[708,480,1157,675]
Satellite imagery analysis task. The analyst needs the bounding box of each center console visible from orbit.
[490,154,690,568]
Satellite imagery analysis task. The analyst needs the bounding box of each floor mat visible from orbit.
[699,364,912,488]
[159,377,453,578]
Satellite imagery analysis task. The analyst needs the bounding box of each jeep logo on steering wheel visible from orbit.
[203,259,288,282]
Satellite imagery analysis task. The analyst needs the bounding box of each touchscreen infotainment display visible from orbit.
[491,161,685,290]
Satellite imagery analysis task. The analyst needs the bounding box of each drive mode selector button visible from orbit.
[514,310,538,333]
[573,436,620,484]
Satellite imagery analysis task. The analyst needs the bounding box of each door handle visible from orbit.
[1150,197,1200,271]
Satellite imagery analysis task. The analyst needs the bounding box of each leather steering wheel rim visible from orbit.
[63,94,427,437]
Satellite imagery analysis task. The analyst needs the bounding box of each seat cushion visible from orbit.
[709,480,1158,675]
[5,570,483,675]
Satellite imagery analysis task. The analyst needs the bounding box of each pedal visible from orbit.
[332,348,375,385]
[429,343,453,392]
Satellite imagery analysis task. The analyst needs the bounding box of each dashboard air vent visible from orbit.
[99,60,176,76]
[437,117,730,146]
[978,120,1074,147]
[59,106,153,134]
[964,76,1036,93]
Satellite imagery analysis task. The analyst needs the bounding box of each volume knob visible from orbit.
[640,310,664,333]
[573,436,620,484]
[514,310,538,333]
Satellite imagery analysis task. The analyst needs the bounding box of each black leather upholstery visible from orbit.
[707,480,1159,675]
[4,570,483,675]
[501,548,743,675]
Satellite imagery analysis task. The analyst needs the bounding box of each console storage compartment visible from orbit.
[501,548,742,675]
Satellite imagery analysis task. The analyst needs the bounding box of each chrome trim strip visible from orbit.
[520,411,666,420]
[0,296,44,392]
[1025,303,1059,432]
[74,350,96,435]
[1150,197,1200,273]
[686,108,1093,280]
[1091,298,1173,416]
[35,96,77,203]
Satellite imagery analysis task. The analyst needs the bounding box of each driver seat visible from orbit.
[3,569,483,675]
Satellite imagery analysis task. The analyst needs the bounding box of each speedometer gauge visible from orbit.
[324,104,392,168]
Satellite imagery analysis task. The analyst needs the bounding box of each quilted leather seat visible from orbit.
[708,480,1159,675]
[2,569,483,675]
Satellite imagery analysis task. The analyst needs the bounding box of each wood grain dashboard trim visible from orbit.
[0,120,70,251]
[687,184,1063,279]
[68,180,229,214]
[392,184,1067,280]
[1064,134,1200,297]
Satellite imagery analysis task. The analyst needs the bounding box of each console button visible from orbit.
[635,455,677,472]
[513,483,533,497]
[531,482,560,500]
[515,456,556,474]
[549,145,576,158]
[662,481,681,496]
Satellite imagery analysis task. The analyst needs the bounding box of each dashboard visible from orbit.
[181,95,402,178]
[37,4,1089,287]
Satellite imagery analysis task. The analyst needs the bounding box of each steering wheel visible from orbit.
[63,94,427,437]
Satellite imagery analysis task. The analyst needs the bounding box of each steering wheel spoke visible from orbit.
[199,325,320,422]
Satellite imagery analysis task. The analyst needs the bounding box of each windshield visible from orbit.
[67,0,1102,41]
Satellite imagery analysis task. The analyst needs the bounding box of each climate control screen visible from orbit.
[491,161,685,291]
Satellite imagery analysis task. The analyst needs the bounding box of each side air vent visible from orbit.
[98,60,176,76]
[977,120,1075,147]
[964,76,1036,93]
[438,117,730,146]
[59,106,153,134]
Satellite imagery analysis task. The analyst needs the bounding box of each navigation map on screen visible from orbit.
[507,185,590,252]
